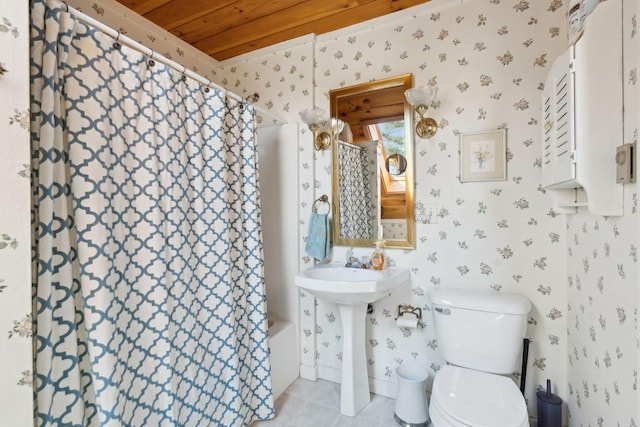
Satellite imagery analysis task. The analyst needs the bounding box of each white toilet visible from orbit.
[428,287,531,427]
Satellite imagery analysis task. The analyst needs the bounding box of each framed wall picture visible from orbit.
[459,129,507,182]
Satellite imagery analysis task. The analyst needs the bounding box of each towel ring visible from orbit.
[312,194,330,214]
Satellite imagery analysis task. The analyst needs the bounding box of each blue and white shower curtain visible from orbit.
[337,143,374,240]
[30,1,274,425]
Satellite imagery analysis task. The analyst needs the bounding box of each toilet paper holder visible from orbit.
[395,304,423,327]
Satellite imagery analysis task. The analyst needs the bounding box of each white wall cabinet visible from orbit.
[541,0,623,216]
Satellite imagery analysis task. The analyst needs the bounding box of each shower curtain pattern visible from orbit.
[31,1,273,425]
[337,143,374,240]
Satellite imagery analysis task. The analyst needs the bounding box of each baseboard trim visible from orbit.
[299,363,319,381]
[316,365,397,398]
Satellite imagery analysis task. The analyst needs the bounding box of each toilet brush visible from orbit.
[536,379,562,427]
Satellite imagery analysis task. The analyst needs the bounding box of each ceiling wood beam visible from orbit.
[205,0,429,60]
[170,0,312,43]
[116,0,172,16]
[114,0,432,61]
[194,0,377,57]
[142,0,237,30]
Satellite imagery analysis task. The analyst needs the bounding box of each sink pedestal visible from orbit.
[338,303,370,416]
[294,266,410,417]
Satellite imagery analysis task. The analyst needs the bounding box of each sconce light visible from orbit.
[299,107,332,150]
[331,117,345,140]
[404,86,439,139]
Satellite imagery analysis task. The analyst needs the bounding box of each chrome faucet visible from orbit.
[345,248,355,267]
[346,257,360,268]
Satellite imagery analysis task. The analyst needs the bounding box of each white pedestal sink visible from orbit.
[295,265,410,416]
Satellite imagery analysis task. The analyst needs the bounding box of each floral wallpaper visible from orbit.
[565,0,639,425]
[382,220,408,240]
[216,0,638,424]
[18,0,640,425]
[0,1,33,424]
[313,0,569,420]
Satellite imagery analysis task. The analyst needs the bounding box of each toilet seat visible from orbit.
[429,365,529,427]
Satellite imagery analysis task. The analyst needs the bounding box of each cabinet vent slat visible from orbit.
[557,130,568,141]
[541,49,574,181]
[556,91,568,107]
[557,103,567,114]
[557,121,567,132]
[555,81,568,97]
[557,111,568,123]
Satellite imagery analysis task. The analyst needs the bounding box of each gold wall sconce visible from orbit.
[299,107,332,150]
[404,86,439,139]
[299,108,345,151]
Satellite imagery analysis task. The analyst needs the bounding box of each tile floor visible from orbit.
[252,378,399,427]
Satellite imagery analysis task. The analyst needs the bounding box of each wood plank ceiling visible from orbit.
[115,0,432,61]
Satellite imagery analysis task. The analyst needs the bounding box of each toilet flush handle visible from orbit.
[434,307,451,315]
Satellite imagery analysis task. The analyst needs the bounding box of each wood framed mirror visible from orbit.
[330,74,415,249]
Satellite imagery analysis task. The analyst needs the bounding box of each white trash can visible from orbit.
[394,363,430,426]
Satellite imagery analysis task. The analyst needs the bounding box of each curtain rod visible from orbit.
[61,1,286,126]
[338,140,365,151]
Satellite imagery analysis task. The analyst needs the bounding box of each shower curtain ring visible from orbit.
[113,32,122,50]
[204,79,211,93]
[62,1,69,12]
[181,65,187,82]
[148,51,155,67]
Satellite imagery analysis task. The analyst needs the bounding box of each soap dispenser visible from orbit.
[371,241,385,271]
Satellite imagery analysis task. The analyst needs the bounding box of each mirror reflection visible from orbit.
[386,154,407,176]
[330,74,415,249]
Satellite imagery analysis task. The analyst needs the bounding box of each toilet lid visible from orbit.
[432,365,529,427]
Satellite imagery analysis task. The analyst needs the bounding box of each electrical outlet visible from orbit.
[616,142,636,184]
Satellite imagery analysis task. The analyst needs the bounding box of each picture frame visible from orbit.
[459,129,507,182]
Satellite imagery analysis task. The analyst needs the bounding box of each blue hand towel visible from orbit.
[305,212,330,260]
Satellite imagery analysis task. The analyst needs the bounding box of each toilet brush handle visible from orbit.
[519,338,530,395]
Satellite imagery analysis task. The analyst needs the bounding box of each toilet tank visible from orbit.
[429,287,531,375]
